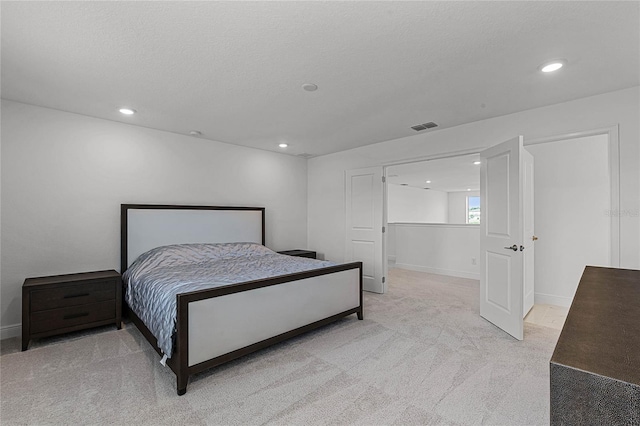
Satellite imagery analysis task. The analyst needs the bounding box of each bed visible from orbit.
[120,204,363,395]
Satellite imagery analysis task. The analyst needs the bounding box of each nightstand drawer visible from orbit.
[30,280,116,312]
[30,300,116,334]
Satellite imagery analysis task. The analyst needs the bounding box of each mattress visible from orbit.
[122,242,334,358]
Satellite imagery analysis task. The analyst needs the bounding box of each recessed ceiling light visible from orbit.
[118,107,136,115]
[302,83,318,92]
[426,180,431,183]
[279,143,288,148]
[539,60,566,73]
[467,188,471,191]
[473,161,481,165]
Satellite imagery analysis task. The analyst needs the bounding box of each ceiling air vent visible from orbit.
[411,122,438,131]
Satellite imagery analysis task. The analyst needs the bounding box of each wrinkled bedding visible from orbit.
[122,242,335,358]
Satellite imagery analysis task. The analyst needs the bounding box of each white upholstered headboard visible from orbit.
[120,204,265,271]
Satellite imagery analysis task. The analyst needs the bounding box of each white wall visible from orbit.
[388,223,479,279]
[448,190,479,224]
[1,100,309,337]
[527,134,611,306]
[308,87,640,276]
[387,184,448,223]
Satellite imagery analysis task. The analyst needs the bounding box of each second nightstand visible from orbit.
[22,270,122,351]
[277,249,317,259]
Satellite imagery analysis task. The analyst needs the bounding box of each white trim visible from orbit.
[525,125,621,267]
[1,323,21,340]
[382,169,389,293]
[524,125,618,146]
[534,292,573,308]
[394,263,480,280]
[382,146,485,167]
[390,222,479,229]
[466,195,470,224]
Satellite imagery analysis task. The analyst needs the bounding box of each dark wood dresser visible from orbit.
[550,266,640,425]
[22,270,122,350]
[277,249,317,259]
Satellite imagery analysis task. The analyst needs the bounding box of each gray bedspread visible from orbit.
[122,243,334,358]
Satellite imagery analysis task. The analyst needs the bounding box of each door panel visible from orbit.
[486,252,511,312]
[486,153,511,236]
[351,174,375,228]
[351,240,375,278]
[346,167,385,293]
[480,136,525,340]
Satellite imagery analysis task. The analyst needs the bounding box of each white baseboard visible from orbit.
[394,263,480,280]
[1,323,21,340]
[534,292,572,308]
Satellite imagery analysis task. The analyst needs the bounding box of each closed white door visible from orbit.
[345,167,385,293]
[480,136,527,340]
[523,149,535,317]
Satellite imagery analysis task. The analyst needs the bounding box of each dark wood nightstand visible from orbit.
[277,249,317,259]
[22,270,122,351]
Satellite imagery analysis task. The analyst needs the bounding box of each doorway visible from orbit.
[386,153,481,280]
[382,130,616,324]
[525,132,614,306]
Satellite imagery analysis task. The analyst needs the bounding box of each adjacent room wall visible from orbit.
[1,100,309,338]
[448,190,480,224]
[387,223,480,279]
[308,87,640,290]
[387,186,478,278]
[387,184,448,223]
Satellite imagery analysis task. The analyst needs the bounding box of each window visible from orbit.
[467,196,480,224]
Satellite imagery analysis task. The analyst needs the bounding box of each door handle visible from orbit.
[532,235,538,241]
[504,245,518,251]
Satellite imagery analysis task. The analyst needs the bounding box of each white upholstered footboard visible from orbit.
[187,268,360,366]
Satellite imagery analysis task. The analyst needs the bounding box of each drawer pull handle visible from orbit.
[63,313,89,320]
[63,293,90,299]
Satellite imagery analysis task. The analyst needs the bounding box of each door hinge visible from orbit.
[382,277,386,283]
[382,226,386,233]
[382,176,386,183]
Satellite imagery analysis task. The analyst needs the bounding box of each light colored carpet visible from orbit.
[0,269,560,425]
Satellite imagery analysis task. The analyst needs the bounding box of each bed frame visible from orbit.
[120,204,363,395]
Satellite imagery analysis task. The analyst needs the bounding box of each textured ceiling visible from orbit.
[2,1,639,157]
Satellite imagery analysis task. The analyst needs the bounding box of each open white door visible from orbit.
[523,149,535,317]
[345,167,385,293]
[480,136,528,340]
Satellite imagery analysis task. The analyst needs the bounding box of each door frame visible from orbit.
[524,125,620,267]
